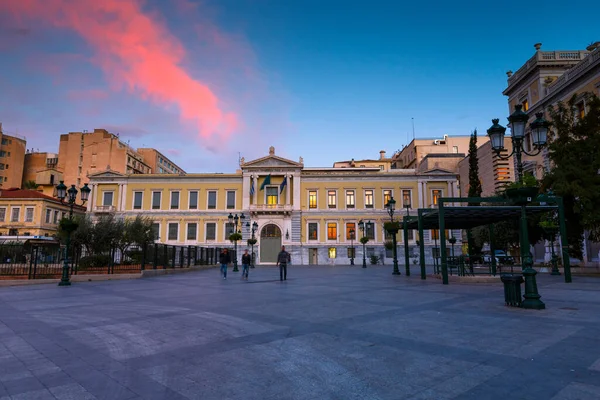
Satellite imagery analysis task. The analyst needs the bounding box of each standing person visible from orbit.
[276,245,291,281]
[219,249,231,280]
[241,249,251,280]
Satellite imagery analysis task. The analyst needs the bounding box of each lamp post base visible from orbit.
[522,267,545,310]
[58,280,71,287]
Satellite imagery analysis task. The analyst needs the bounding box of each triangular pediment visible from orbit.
[87,169,126,178]
[421,168,454,174]
[242,155,303,169]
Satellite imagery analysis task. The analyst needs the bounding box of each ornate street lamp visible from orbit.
[486,106,550,310]
[358,220,368,268]
[385,197,401,275]
[246,220,258,268]
[56,181,90,286]
[228,212,245,272]
[349,228,355,265]
[403,195,411,276]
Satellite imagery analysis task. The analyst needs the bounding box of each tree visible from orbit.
[542,93,600,258]
[467,130,483,202]
[126,215,155,247]
[23,180,39,190]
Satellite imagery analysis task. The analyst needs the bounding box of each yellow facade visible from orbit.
[0,189,85,237]
[88,147,460,265]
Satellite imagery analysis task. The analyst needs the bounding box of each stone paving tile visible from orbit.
[550,382,600,399]
[0,267,599,399]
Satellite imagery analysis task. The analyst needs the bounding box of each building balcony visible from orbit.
[94,205,116,213]
[249,204,293,214]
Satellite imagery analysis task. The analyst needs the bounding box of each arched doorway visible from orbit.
[260,224,282,263]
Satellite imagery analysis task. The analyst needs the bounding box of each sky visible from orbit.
[0,0,597,173]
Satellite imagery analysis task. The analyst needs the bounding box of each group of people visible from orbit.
[219,246,291,281]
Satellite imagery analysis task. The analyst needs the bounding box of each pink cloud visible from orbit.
[0,0,238,148]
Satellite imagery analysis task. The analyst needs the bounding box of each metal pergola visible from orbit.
[400,195,571,285]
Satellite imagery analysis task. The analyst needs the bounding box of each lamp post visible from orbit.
[228,212,245,272]
[246,220,258,268]
[487,105,550,310]
[56,181,90,286]
[449,236,457,257]
[358,220,368,268]
[385,197,401,275]
[349,229,355,265]
[403,197,411,276]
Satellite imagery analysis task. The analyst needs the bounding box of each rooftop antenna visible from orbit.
[238,152,242,167]
[412,117,415,139]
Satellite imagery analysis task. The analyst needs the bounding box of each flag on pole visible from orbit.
[260,174,271,191]
[279,176,287,194]
[249,179,255,196]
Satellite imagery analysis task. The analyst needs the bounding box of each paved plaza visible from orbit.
[0,266,599,400]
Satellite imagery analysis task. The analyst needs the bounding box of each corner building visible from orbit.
[88,147,460,265]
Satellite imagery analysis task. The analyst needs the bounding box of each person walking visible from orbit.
[219,248,231,280]
[241,249,251,280]
[276,245,291,281]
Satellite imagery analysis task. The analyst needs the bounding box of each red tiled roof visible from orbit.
[0,188,86,210]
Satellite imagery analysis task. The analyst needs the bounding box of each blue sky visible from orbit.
[0,0,597,172]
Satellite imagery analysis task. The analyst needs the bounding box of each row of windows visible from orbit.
[0,207,63,223]
[156,221,240,242]
[307,221,416,241]
[308,189,443,209]
[158,157,179,173]
[103,190,238,210]
[0,151,11,157]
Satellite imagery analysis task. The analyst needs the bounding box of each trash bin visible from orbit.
[500,274,524,307]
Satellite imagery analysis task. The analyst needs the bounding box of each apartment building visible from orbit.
[390,135,487,173]
[22,152,62,196]
[503,42,600,177]
[87,146,460,265]
[0,188,85,237]
[0,123,27,190]
[333,151,393,171]
[137,148,185,175]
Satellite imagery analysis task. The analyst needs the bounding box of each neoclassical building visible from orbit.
[87,147,460,265]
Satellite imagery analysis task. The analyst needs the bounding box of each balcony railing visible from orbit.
[94,205,116,213]
[507,50,589,88]
[249,204,293,212]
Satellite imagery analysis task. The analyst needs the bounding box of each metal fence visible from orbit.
[0,241,223,280]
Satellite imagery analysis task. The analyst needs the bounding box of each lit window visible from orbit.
[328,190,336,208]
[577,102,585,119]
[522,99,529,111]
[308,223,318,240]
[402,189,412,208]
[383,190,392,207]
[346,190,355,208]
[266,187,278,205]
[432,189,442,206]
[346,223,356,240]
[309,191,317,209]
[327,222,337,240]
[365,190,373,208]
[328,247,337,258]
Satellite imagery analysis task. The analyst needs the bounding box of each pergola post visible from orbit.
[418,209,426,280]
[489,224,497,276]
[467,229,474,272]
[556,197,572,283]
[439,200,449,285]
[403,215,410,276]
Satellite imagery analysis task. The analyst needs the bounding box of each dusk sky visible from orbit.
[0,0,597,172]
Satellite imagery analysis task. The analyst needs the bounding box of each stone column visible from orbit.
[117,184,123,211]
[286,174,290,206]
[242,174,250,210]
[253,175,258,205]
[417,180,424,208]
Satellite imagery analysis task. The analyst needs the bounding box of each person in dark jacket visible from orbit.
[276,245,291,281]
[241,249,251,280]
[219,249,231,280]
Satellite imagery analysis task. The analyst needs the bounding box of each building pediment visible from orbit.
[421,168,454,175]
[241,146,303,169]
[87,169,126,178]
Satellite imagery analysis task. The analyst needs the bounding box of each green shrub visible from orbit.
[369,255,379,265]
[78,254,112,269]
